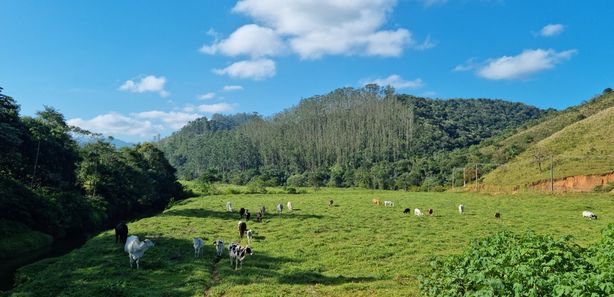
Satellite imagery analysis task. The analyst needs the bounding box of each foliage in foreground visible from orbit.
[420,224,614,296]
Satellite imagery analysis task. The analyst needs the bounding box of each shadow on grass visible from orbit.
[163,208,326,220]
[11,232,218,297]
[278,271,376,285]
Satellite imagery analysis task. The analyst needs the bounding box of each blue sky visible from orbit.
[1,0,613,142]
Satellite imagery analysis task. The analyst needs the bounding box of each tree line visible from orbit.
[158,86,548,190]
[0,87,184,239]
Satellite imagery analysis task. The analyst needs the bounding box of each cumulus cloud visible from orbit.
[231,0,412,59]
[213,59,276,80]
[200,24,286,57]
[201,0,417,65]
[196,103,237,113]
[365,74,424,89]
[538,24,565,37]
[197,92,216,100]
[68,113,160,138]
[119,75,169,97]
[477,48,577,80]
[222,85,244,92]
[67,108,228,140]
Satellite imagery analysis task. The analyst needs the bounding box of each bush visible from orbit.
[246,178,267,194]
[285,187,297,194]
[420,228,614,296]
[286,174,307,187]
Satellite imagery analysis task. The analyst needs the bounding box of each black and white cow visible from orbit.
[228,243,253,270]
[239,207,246,218]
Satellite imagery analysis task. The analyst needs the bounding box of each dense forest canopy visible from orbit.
[0,87,183,239]
[158,86,550,190]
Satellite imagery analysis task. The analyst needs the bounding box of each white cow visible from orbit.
[276,203,283,215]
[214,239,225,257]
[414,208,423,216]
[124,235,154,269]
[458,204,465,215]
[287,201,293,211]
[193,237,204,258]
[226,201,233,212]
[582,211,597,220]
[246,229,254,245]
[384,200,394,207]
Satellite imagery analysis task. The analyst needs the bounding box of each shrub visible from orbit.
[287,174,307,187]
[420,228,614,296]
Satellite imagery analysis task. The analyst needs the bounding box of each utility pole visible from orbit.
[550,154,554,192]
[463,167,466,187]
[475,164,478,191]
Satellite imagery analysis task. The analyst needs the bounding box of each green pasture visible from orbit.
[7,188,614,297]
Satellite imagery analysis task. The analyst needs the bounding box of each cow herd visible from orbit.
[113,196,600,271]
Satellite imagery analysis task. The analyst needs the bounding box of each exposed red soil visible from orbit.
[530,171,614,192]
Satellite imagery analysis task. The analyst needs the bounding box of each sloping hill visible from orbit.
[482,105,614,190]
[477,92,614,165]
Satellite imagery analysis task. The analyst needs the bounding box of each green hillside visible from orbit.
[476,91,614,166]
[483,106,614,189]
[157,86,548,189]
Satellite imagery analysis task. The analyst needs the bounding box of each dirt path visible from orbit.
[204,257,222,297]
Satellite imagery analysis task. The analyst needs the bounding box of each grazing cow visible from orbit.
[246,229,254,245]
[228,243,253,270]
[193,237,204,258]
[372,198,381,205]
[238,221,247,239]
[495,212,501,219]
[226,201,233,212]
[582,211,598,220]
[255,212,262,222]
[239,208,246,218]
[287,201,293,211]
[329,200,334,207]
[414,208,423,216]
[428,208,433,216]
[246,211,251,221]
[276,203,283,215]
[115,222,128,244]
[213,239,225,257]
[458,204,464,215]
[403,208,411,214]
[384,200,394,207]
[124,235,154,269]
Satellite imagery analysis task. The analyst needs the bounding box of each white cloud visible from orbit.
[196,103,237,113]
[227,0,413,59]
[68,111,201,138]
[119,75,169,97]
[197,92,216,100]
[366,74,424,89]
[222,85,244,92]
[213,59,276,80]
[453,57,479,72]
[68,112,160,137]
[413,34,436,50]
[477,48,577,80]
[133,111,202,129]
[538,24,565,37]
[200,24,286,58]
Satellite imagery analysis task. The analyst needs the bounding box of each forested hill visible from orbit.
[158,87,549,189]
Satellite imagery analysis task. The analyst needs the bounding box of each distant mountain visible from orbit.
[74,135,134,148]
[157,87,549,189]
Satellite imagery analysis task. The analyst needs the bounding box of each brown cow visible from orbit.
[372,198,381,205]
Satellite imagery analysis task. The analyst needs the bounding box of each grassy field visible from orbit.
[6,188,614,297]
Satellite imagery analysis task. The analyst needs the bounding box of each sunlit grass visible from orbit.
[8,188,614,297]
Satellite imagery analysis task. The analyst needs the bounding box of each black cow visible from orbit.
[115,222,128,244]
